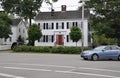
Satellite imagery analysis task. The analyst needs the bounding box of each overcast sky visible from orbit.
[40,0,80,12]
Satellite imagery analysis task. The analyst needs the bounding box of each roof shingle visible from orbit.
[35,10,90,21]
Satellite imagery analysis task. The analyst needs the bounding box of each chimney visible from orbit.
[61,5,66,12]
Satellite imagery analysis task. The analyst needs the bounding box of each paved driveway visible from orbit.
[0,53,120,78]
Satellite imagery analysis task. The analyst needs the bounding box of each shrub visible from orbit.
[13,45,92,54]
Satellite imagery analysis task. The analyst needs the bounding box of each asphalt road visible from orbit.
[0,52,120,78]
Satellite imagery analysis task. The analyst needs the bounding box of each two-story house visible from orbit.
[34,5,91,47]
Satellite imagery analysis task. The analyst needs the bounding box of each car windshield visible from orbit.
[94,46,106,50]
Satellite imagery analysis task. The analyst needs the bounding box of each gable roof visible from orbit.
[12,19,22,26]
[35,10,90,21]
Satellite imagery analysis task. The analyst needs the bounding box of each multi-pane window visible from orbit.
[67,22,69,29]
[42,23,55,30]
[43,23,45,29]
[62,22,64,29]
[46,23,48,29]
[56,23,58,29]
[39,35,54,42]
[72,22,78,26]
[52,23,54,29]
[56,22,64,29]
[66,35,69,42]
[38,23,41,29]
[38,23,40,26]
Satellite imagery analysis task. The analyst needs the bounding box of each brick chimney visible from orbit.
[61,5,66,12]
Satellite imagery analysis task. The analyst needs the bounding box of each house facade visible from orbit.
[35,5,91,47]
[0,19,28,49]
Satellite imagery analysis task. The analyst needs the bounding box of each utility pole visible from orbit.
[80,0,89,53]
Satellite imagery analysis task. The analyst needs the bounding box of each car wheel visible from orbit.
[118,55,120,61]
[92,54,99,61]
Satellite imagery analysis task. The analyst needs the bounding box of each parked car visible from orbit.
[81,45,120,61]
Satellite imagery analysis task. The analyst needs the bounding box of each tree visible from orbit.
[28,24,42,46]
[0,13,12,39]
[69,26,82,46]
[2,0,58,26]
[84,0,120,45]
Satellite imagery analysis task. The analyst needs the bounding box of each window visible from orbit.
[52,23,54,29]
[38,23,40,26]
[72,22,75,26]
[43,35,45,42]
[76,22,78,26]
[43,23,45,29]
[72,22,78,26]
[46,35,48,42]
[46,23,48,29]
[67,22,69,29]
[67,35,69,42]
[52,35,54,42]
[40,35,54,42]
[62,22,64,29]
[56,23,58,29]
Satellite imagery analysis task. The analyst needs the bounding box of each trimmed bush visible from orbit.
[13,45,92,54]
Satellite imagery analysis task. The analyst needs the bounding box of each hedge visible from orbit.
[12,45,92,54]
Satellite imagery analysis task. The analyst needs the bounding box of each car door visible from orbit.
[110,46,119,59]
[103,46,113,59]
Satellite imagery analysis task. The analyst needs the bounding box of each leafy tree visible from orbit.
[28,24,42,46]
[0,13,12,39]
[69,26,82,46]
[84,0,120,45]
[2,0,58,26]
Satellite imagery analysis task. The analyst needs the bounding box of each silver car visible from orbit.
[81,45,120,61]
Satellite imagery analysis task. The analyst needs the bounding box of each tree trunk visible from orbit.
[29,18,32,26]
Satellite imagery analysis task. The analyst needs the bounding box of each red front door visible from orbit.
[57,35,63,45]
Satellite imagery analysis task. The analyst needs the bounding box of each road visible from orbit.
[0,53,120,78]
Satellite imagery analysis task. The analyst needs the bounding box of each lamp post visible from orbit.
[80,0,89,53]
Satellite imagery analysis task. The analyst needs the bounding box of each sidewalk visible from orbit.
[0,50,13,53]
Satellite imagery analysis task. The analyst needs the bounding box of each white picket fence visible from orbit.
[0,45,11,50]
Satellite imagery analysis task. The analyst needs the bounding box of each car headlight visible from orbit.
[83,51,91,54]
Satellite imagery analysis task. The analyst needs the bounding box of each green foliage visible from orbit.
[84,0,120,45]
[69,26,82,46]
[94,34,116,46]
[2,0,58,26]
[28,23,42,46]
[13,45,93,54]
[0,13,12,39]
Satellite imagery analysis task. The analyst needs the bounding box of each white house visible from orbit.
[0,0,4,12]
[34,5,91,47]
[0,19,28,50]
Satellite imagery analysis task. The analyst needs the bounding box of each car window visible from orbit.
[104,46,111,50]
[111,46,120,50]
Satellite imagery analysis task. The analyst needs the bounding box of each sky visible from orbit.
[40,0,81,12]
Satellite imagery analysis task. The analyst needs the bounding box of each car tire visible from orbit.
[92,54,99,61]
[118,55,120,61]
